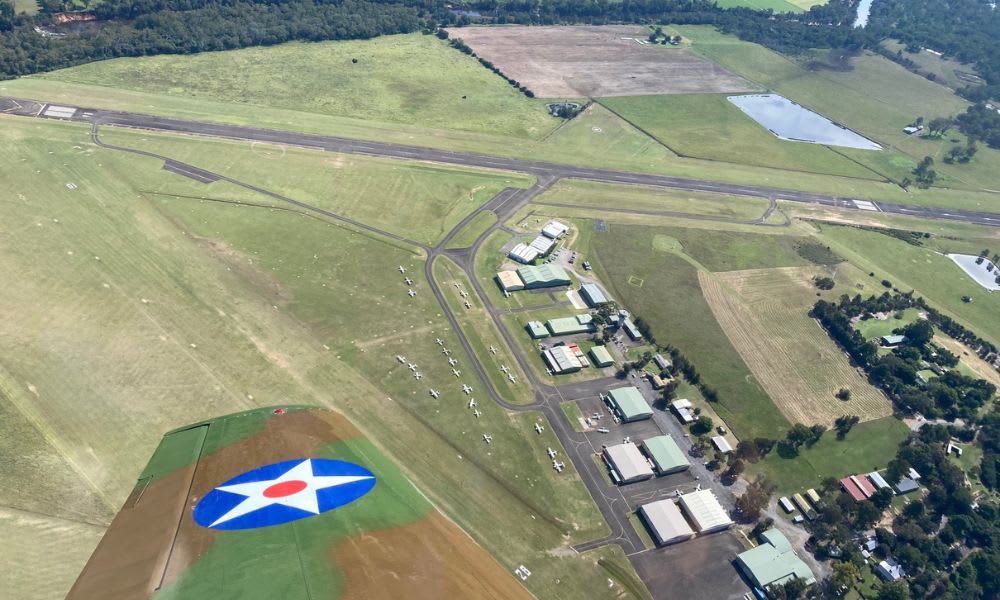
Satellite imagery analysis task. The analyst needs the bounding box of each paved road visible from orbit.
[5,96,1000,228]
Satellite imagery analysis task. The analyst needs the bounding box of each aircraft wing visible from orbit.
[67,406,531,600]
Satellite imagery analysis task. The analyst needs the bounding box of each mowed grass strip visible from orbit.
[38,33,557,138]
[600,94,880,180]
[446,210,498,249]
[533,178,770,221]
[700,266,891,427]
[586,224,789,439]
[744,417,909,493]
[100,127,533,247]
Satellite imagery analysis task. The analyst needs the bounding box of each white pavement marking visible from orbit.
[853,200,880,212]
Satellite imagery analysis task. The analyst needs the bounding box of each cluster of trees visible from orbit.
[439,31,535,98]
[647,26,679,45]
[911,156,937,188]
[813,276,835,291]
[0,0,425,78]
[811,293,996,421]
[956,105,1000,150]
[777,423,827,458]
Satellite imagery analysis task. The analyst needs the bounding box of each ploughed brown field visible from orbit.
[445,25,756,98]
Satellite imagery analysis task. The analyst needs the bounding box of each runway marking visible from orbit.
[853,200,880,212]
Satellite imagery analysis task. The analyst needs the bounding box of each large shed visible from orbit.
[642,435,690,475]
[546,314,595,336]
[496,270,525,292]
[526,321,550,339]
[678,489,732,533]
[542,345,583,374]
[603,442,654,484]
[607,387,652,422]
[621,317,643,340]
[508,243,539,264]
[589,345,615,367]
[542,220,570,239]
[736,529,815,589]
[580,283,611,307]
[639,500,695,546]
[517,264,571,289]
[529,235,555,256]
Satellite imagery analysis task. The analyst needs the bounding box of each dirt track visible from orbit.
[445,25,756,98]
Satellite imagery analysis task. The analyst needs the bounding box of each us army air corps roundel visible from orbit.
[193,458,376,530]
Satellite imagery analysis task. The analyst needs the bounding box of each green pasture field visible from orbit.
[676,25,1000,195]
[39,34,557,139]
[880,40,982,92]
[99,127,532,246]
[601,94,883,180]
[744,417,909,493]
[713,0,806,12]
[644,224,832,272]
[0,117,637,600]
[446,210,497,249]
[432,256,535,404]
[813,224,1000,346]
[12,0,39,14]
[853,308,922,340]
[533,179,770,221]
[583,223,790,439]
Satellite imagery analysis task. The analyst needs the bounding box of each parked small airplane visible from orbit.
[398,265,406,273]
[473,409,482,418]
[407,289,416,298]
[464,301,471,309]
[597,428,610,434]
[395,355,406,364]
[413,372,422,380]
[408,363,417,371]
[483,434,492,444]
[508,374,516,383]
[447,357,458,366]
[489,346,498,354]
[467,398,477,409]
[546,447,557,459]
[553,462,565,473]
[461,384,473,394]
[435,338,444,346]
[460,291,468,298]
[499,365,510,373]
[442,348,451,355]
[429,389,440,398]
[452,368,461,377]
[534,423,544,434]
[404,277,413,285]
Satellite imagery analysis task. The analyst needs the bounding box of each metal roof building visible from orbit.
[508,243,539,264]
[621,317,643,340]
[881,334,907,347]
[529,235,555,255]
[895,478,919,494]
[642,435,690,474]
[653,353,671,370]
[603,442,654,484]
[526,321,549,339]
[496,270,525,292]
[546,314,595,336]
[868,471,891,490]
[678,489,733,533]
[580,283,611,307]
[639,500,695,546]
[542,345,583,374]
[736,529,815,589]
[589,345,614,367]
[670,399,695,423]
[607,387,652,422]
[516,264,571,289]
[542,220,570,239]
[711,436,733,454]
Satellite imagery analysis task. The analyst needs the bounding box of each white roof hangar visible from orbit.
[603,442,654,484]
[541,220,569,239]
[508,243,539,264]
[679,489,733,533]
[529,235,555,255]
[639,500,694,546]
[542,345,583,374]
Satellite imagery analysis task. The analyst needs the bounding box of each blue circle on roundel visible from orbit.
[193,458,376,530]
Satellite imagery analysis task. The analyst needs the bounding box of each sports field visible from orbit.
[0,116,638,600]
[744,417,909,493]
[36,34,556,138]
[701,266,891,427]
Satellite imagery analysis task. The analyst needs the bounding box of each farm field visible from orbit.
[445,25,755,98]
[744,417,909,493]
[99,127,532,246]
[700,266,891,427]
[0,117,637,600]
[584,223,790,439]
[36,34,557,139]
[601,94,883,180]
[813,224,1000,346]
[533,178,770,221]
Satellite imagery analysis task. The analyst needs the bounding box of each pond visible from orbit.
[727,94,882,150]
[947,254,1000,291]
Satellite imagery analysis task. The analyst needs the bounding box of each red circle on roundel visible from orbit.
[263,480,308,498]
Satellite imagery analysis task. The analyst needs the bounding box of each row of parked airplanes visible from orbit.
[400,265,474,309]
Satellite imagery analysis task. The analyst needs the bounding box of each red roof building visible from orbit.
[852,475,876,498]
[840,476,867,502]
